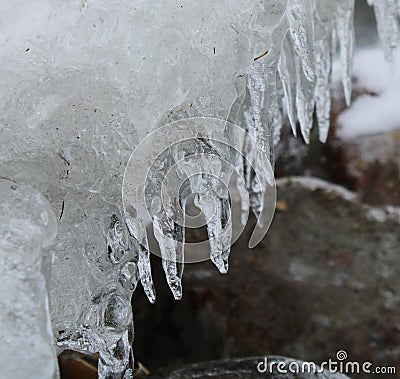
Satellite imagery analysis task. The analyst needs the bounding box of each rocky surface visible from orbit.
[132,178,400,379]
[151,356,351,379]
[275,97,400,208]
[337,130,400,206]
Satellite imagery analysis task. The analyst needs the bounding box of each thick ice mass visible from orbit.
[0,181,58,378]
[1,0,400,377]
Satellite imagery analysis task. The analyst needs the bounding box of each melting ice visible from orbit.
[1,0,400,378]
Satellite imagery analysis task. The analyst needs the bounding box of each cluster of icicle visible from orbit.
[133,0,400,302]
[117,5,400,379]
[2,1,400,379]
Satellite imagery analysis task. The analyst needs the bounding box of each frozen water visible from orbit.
[0,181,58,378]
[1,0,400,377]
[122,117,276,299]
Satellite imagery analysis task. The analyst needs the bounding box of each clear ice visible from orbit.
[1,0,400,377]
[0,181,58,378]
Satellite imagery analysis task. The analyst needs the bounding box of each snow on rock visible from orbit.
[337,48,400,139]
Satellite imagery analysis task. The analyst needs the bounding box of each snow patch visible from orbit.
[337,48,400,139]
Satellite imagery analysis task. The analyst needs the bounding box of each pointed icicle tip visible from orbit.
[301,128,311,145]
[343,80,352,107]
[290,120,298,138]
[144,284,156,304]
[212,254,229,274]
[319,134,328,144]
[318,125,329,143]
[171,281,183,300]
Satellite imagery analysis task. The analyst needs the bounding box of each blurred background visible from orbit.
[59,1,400,378]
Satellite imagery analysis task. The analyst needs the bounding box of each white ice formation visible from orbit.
[1,0,399,377]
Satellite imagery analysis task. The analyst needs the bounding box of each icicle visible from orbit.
[98,212,140,379]
[236,174,250,227]
[98,326,134,379]
[368,0,399,62]
[137,142,186,300]
[336,0,355,106]
[153,204,184,300]
[314,32,333,143]
[247,61,276,220]
[234,100,256,227]
[294,37,316,144]
[248,60,278,166]
[246,64,267,219]
[287,0,316,82]
[125,205,155,303]
[195,192,231,274]
[278,35,298,136]
[272,86,284,146]
[248,62,267,152]
[181,139,233,274]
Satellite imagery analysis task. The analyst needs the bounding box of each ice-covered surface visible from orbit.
[0,180,58,378]
[1,0,400,378]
